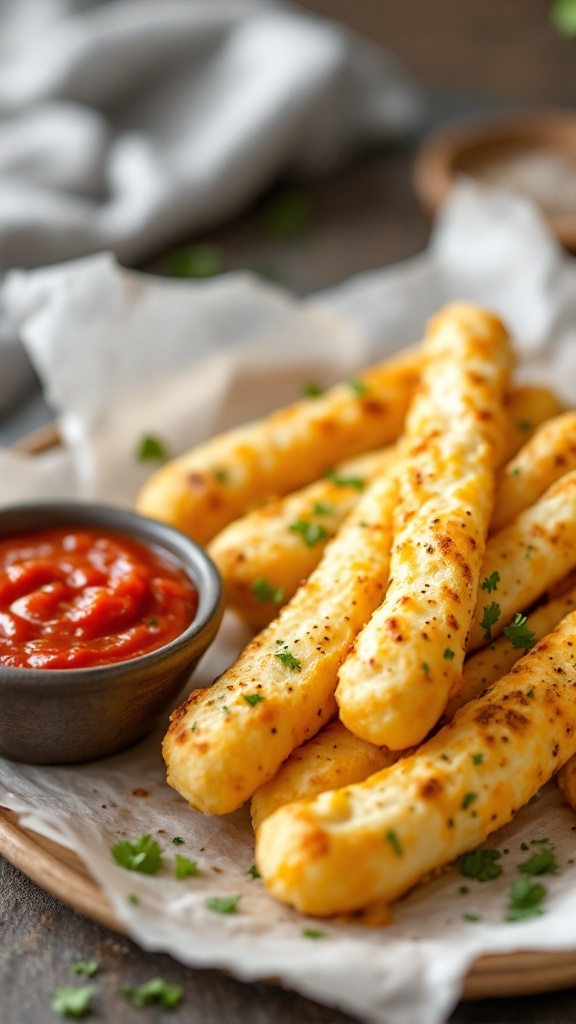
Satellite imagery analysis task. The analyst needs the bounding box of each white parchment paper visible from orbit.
[2,181,576,1024]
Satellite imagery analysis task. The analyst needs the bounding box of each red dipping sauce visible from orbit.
[0,527,199,670]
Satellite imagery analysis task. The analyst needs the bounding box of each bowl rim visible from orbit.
[412,105,576,247]
[0,500,224,684]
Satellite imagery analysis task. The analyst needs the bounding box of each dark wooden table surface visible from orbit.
[2,3,576,1022]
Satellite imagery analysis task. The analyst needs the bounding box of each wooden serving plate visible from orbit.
[413,107,576,252]
[2,805,576,1002]
[4,421,576,1002]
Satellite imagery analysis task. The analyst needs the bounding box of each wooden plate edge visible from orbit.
[3,807,576,1001]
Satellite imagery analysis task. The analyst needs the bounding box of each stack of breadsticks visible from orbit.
[137,302,576,918]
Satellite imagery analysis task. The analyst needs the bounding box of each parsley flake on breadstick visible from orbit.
[468,469,576,650]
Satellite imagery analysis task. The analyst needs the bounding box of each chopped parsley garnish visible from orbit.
[175,854,200,879]
[503,612,537,653]
[252,578,284,605]
[274,645,302,671]
[511,468,522,477]
[422,662,430,675]
[526,688,535,699]
[458,885,469,895]
[205,895,241,914]
[505,875,547,921]
[481,571,500,593]
[459,849,502,882]
[247,864,261,879]
[526,544,535,558]
[137,434,169,462]
[303,380,324,398]
[552,0,576,37]
[518,845,557,877]
[259,186,314,240]
[71,961,99,978]
[480,602,501,640]
[312,501,334,515]
[463,913,481,923]
[517,420,534,433]
[471,753,485,765]
[243,692,264,706]
[127,894,140,906]
[52,986,95,1018]
[213,468,229,484]
[111,834,162,875]
[289,519,329,547]
[348,378,368,396]
[122,977,183,1009]
[443,648,455,660]
[172,836,185,845]
[166,243,224,279]
[385,829,403,857]
[325,470,365,490]
[461,792,478,810]
[302,928,325,939]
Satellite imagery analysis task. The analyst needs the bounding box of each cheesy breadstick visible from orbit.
[251,582,576,832]
[251,583,576,829]
[251,719,395,831]
[492,411,576,533]
[208,449,395,628]
[446,583,576,718]
[501,385,564,464]
[469,469,576,650]
[336,303,512,750]
[257,610,576,916]
[136,350,418,545]
[163,469,399,815]
[209,387,563,629]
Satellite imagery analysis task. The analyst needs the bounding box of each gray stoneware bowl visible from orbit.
[0,502,224,764]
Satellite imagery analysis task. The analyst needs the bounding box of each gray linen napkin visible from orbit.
[0,0,423,413]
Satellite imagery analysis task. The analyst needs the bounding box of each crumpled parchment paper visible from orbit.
[1,180,576,1024]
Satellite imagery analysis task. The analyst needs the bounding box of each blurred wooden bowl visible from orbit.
[413,108,576,251]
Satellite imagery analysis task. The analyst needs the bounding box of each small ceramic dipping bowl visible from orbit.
[413,108,576,251]
[0,502,224,764]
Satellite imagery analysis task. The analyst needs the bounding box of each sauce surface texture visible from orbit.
[0,527,198,669]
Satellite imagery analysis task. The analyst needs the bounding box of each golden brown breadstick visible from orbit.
[446,583,576,718]
[256,610,576,916]
[252,583,576,828]
[136,350,419,545]
[492,411,576,533]
[250,719,395,831]
[209,387,563,629]
[469,469,576,651]
[336,303,512,749]
[208,449,395,628]
[501,386,564,463]
[163,468,399,815]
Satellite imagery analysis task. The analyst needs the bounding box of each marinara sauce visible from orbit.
[0,527,198,669]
